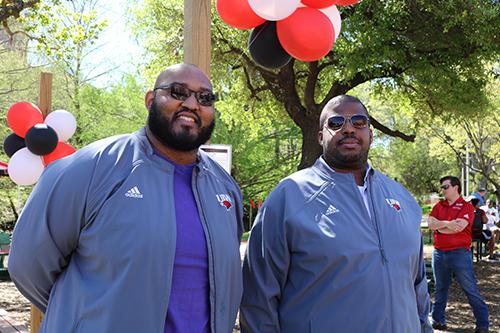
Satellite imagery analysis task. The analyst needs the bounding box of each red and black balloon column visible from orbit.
[3,102,77,185]
[217,0,358,69]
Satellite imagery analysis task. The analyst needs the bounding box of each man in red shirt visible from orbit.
[428,176,489,333]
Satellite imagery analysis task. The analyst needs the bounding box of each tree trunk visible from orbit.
[297,117,322,170]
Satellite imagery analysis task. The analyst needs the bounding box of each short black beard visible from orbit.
[327,149,369,170]
[147,98,215,152]
[324,135,370,171]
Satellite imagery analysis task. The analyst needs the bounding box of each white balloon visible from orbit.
[249,0,301,21]
[8,148,45,186]
[44,110,77,142]
[320,5,342,39]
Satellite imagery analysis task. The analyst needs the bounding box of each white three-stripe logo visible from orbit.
[125,186,143,198]
[326,205,339,215]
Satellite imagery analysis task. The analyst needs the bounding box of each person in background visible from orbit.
[428,176,489,333]
[470,198,492,259]
[471,187,487,207]
[8,63,244,333]
[241,95,432,333]
[481,199,500,261]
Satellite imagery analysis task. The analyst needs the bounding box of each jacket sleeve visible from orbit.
[414,237,433,333]
[240,189,289,333]
[8,156,93,312]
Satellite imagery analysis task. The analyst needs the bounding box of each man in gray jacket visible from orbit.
[241,95,432,333]
[9,63,244,333]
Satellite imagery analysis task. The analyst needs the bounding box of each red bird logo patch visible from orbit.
[216,194,232,211]
[385,198,401,212]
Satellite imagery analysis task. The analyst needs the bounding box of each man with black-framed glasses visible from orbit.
[428,176,489,332]
[241,95,432,333]
[9,63,244,333]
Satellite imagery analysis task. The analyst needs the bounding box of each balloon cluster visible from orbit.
[3,102,77,186]
[217,0,358,69]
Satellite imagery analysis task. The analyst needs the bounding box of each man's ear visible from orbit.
[318,130,324,145]
[145,91,154,110]
[369,128,373,145]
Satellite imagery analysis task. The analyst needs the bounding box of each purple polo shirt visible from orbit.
[156,154,210,333]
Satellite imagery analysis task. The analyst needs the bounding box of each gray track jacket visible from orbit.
[241,157,432,333]
[9,128,243,333]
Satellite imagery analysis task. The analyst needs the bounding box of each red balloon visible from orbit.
[43,142,76,166]
[217,0,265,29]
[277,7,334,62]
[7,102,44,138]
[301,0,337,9]
[334,0,359,6]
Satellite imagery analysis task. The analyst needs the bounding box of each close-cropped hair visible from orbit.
[319,95,369,128]
[439,175,461,194]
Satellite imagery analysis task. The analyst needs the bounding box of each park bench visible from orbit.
[0,231,11,280]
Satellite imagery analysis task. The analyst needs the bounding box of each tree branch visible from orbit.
[0,0,40,22]
[370,116,416,142]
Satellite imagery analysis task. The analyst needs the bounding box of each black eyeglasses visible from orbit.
[154,83,217,106]
[325,114,369,131]
[440,184,451,190]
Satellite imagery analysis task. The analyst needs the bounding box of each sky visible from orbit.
[87,0,142,88]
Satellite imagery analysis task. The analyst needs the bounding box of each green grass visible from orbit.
[421,204,432,215]
[241,231,250,242]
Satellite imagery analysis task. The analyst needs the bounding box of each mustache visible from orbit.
[338,135,360,145]
[173,107,201,126]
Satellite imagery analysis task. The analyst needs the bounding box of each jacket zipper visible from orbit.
[192,166,217,333]
[367,176,394,332]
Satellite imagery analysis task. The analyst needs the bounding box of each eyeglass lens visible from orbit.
[327,115,369,131]
[155,83,216,106]
[440,184,450,189]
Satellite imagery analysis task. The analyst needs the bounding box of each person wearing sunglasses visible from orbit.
[9,63,244,333]
[428,176,489,332]
[241,95,432,333]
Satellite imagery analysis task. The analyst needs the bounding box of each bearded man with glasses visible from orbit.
[428,176,489,333]
[9,63,244,333]
[241,95,432,333]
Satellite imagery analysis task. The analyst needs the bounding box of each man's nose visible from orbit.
[341,119,355,133]
[181,94,199,110]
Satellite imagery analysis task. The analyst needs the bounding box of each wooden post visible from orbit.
[184,0,211,77]
[38,73,53,117]
[30,72,52,332]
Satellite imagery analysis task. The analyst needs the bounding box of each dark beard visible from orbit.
[147,99,215,152]
[324,135,370,171]
[327,149,369,170]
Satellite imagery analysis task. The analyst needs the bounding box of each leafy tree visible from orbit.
[20,0,109,116]
[213,0,499,169]
[427,109,500,203]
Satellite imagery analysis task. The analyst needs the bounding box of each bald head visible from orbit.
[319,95,368,129]
[154,63,211,90]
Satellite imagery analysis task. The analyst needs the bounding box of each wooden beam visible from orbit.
[30,72,53,333]
[37,73,53,117]
[183,0,211,77]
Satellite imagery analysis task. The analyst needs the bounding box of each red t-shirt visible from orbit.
[430,196,474,251]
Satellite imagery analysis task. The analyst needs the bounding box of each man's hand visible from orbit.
[435,218,468,234]
[428,217,468,234]
[428,216,449,231]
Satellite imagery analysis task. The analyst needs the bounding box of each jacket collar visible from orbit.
[314,156,374,184]
[133,127,211,173]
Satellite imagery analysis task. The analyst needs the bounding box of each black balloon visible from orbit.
[249,21,292,69]
[3,132,26,157]
[25,124,58,156]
